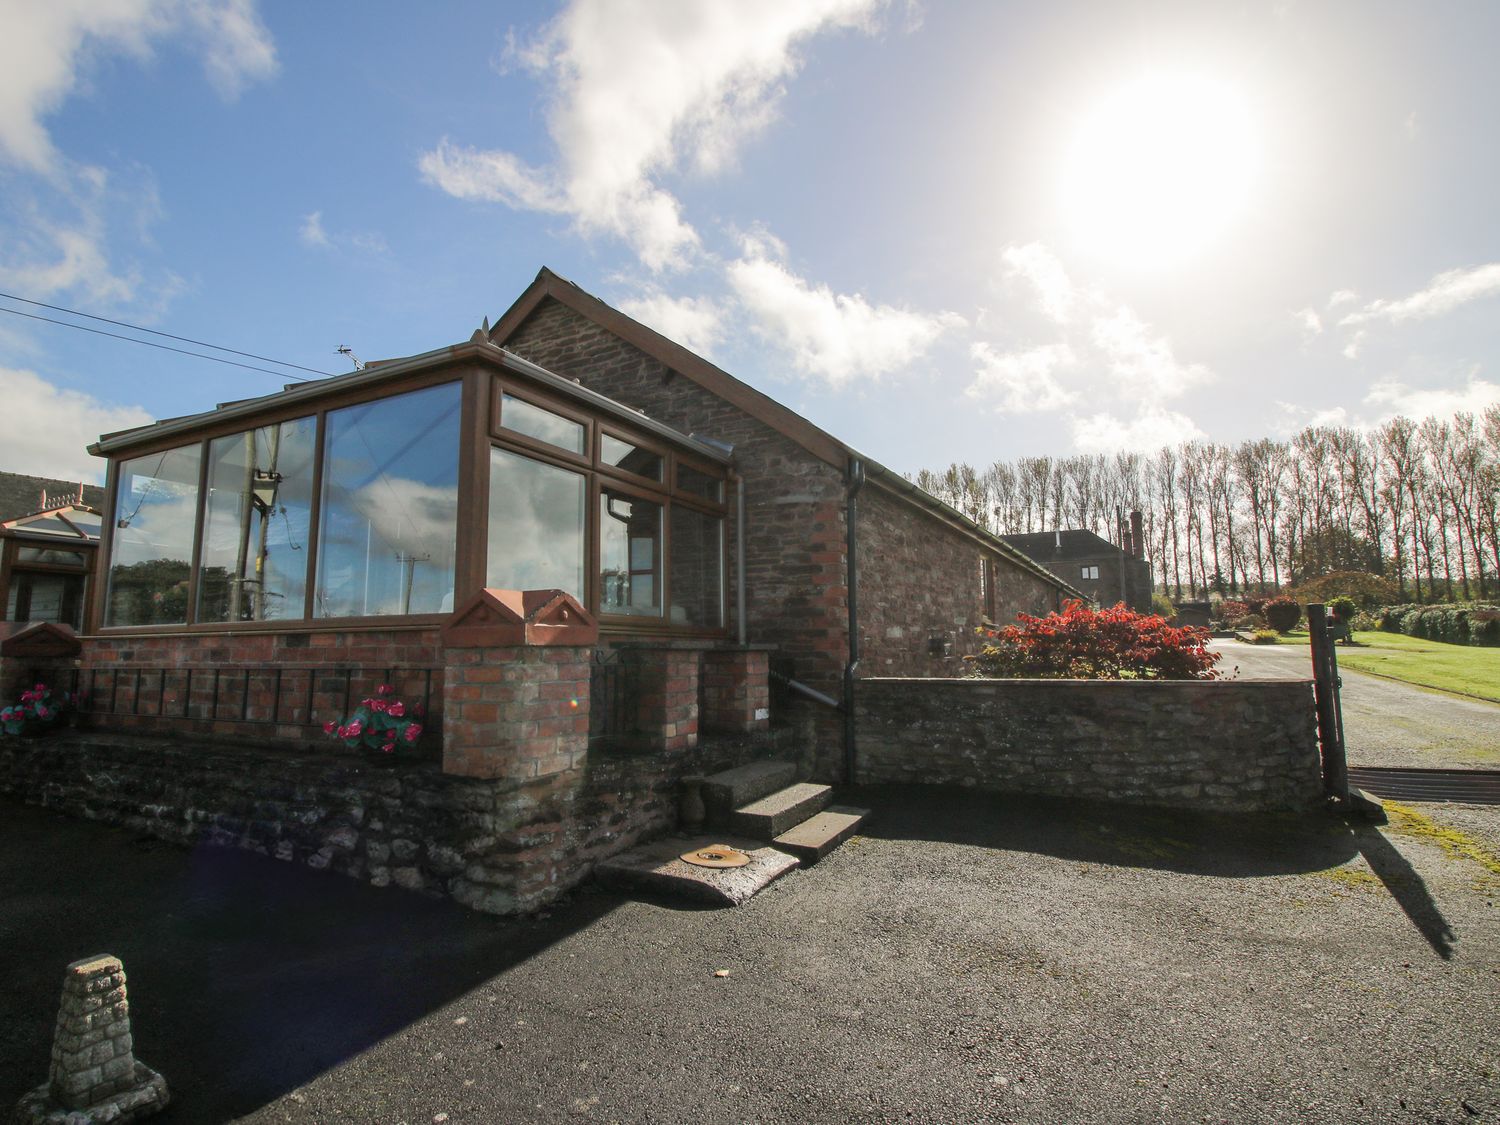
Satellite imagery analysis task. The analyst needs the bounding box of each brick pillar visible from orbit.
[624,646,700,752]
[700,647,770,734]
[439,589,597,781]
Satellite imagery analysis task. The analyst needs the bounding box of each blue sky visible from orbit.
[2,0,1498,484]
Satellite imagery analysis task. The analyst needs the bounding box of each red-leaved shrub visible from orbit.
[967,600,1220,680]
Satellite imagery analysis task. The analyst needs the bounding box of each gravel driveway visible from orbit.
[3,786,1497,1125]
[1214,641,1500,770]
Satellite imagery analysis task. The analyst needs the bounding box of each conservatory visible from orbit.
[88,342,731,638]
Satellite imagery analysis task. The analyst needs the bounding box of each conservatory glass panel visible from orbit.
[600,434,662,481]
[599,487,662,616]
[105,444,202,626]
[197,417,316,622]
[676,463,724,502]
[314,383,461,618]
[668,505,723,627]
[500,393,585,455]
[487,447,585,597]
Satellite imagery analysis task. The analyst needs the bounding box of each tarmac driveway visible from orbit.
[2,786,1497,1125]
[1213,641,1500,770]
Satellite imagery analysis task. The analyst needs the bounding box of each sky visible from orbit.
[2,0,1498,485]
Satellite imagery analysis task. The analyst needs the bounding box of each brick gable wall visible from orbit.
[503,299,849,696]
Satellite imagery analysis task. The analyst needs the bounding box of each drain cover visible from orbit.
[680,844,752,869]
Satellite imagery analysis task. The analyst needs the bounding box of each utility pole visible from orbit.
[395,552,430,614]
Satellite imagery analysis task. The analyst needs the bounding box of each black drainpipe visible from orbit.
[843,457,865,784]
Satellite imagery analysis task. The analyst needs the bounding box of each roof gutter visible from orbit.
[88,341,733,466]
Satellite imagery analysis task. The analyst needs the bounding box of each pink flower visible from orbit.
[370,699,388,713]
[35,705,49,720]
[323,721,338,735]
[346,719,363,737]
[377,684,394,696]
[382,739,396,753]
[386,701,405,718]
[403,724,422,743]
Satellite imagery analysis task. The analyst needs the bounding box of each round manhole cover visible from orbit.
[680,844,752,869]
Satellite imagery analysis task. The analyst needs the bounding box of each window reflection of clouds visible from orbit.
[487,448,585,596]
[599,487,662,617]
[315,383,461,618]
[106,445,202,625]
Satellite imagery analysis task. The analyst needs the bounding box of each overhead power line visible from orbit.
[0,290,334,380]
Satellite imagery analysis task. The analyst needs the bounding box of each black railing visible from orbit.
[49,664,439,732]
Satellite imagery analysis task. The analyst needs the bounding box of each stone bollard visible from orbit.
[15,954,169,1124]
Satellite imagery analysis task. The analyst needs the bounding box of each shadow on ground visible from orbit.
[847,783,1358,877]
[0,799,619,1123]
[849,783,1459,959]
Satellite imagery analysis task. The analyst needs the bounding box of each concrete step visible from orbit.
[772,806,871,865]
[701,760,798,820]
[729,782,833,839]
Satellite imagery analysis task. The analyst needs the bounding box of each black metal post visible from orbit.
[1308,603,1349,802]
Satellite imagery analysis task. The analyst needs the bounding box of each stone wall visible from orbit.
[854,677,1323,812]
[857,482,1062,677]
[0,727,798,915]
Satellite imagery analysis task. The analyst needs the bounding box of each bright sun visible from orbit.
[1061,74,1258,271]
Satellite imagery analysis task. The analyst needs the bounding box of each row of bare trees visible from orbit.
[913,406,1500,603]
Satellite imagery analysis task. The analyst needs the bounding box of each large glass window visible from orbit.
[599,486,662,616]
[197,418,316,622]
[315,383,461,617]
[487,447,585,596]
[7,572,85,627]
[105,445,202,626]
[669,505,723,627]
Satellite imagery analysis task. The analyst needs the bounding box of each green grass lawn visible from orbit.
[1303,631,1500,703]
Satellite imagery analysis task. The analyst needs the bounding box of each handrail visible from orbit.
[769,669,843,712]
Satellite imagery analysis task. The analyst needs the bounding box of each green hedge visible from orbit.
[1378,603,1500,647]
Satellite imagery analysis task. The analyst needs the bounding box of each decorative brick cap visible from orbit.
[0,621,82,659]
[441,588,598,648]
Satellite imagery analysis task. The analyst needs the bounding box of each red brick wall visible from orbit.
[858,483,1062,676]
[69,628,443,747]
[442,644,589,779]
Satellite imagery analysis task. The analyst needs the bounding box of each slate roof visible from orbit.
[1000,529,1126,562]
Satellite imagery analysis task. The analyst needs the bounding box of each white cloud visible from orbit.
[1342,330,1365,360]
[299,210,329,247]
[964,341,1077,413]
[0,162,183,309]
[726,242,965,385]
[1364,372,1500,421]
[1275,400,1350,432]
[1327,289,1358,309]
[298,209,387,255]
[418,0,889,271]
[0,367,152,481]
[617,292,725,358]
[1089,306,1212,399]
[1339,263,1500,328]
[1001,242,1077,325]
[0,0,277,173]
[1293,307,1322,336]
[1071,407,1205,454]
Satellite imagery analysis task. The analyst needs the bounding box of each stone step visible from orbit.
[594,835,800,906]
[772,805,871,865]
[728,782,833,839]
[701,760,798,819]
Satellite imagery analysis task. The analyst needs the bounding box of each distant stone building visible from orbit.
[1000,512,1153,613]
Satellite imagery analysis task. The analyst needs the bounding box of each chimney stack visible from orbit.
[1130,510,1145,559]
